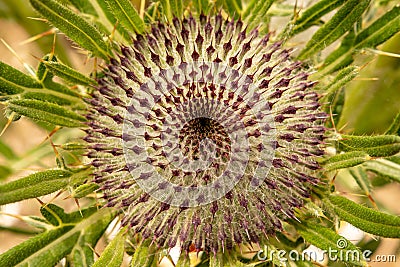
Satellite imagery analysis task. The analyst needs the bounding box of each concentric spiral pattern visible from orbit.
[122,62,276,207]
[84,14,326,253]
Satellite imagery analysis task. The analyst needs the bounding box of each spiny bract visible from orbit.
[84,14,326,254]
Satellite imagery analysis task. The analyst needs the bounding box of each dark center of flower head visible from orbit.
[179,117,230,161]
[84,14,327,254]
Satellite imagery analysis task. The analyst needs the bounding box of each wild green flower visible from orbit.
[85,14,326,254]
[0,0,399,266]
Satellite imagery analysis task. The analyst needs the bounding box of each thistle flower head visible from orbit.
[85,14,326,254]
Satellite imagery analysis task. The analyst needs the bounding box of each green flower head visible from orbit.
[85,14,327,253]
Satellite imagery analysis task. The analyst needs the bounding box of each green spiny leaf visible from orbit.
[323,151,370,171]
[92,0,131,41]
[21,91,73,106]
[1,58,83,108]
[130,239,157,267]
[0,170,72,205]
[242,0,266,18]
[68,167,93,185]
[358,238,381,256]
[0,140,18,160]
[4,110,22,122]
[319,66,358,106]
[42,60,96,86]
[37,54,56,83]
[218,0,242,18]
[0,208,114,267]
[328,195,400,238]
[298,0,370,60]
[105,0,145,34]
[321,30,356,73]
[92,227,127,267]
[0,226,77,267]
[354,5,400,50]
[20,216,51,231]
[29,0,111,59]
[0,225,39,235]
[8,99,86,127]
[267,3,293,17]
[144,1,161,23]
[71,182,99,198]
[70,210,112,267]
[339,134,400,157]
[364,158,400,183]
[329,87,346,128]
[176,254,191,267]
[385,112,400,135]
[43,80,81,98]
[292,0,348,36]
[243,0,274,28]
[192,0,211,14]
[350,167,372,195]
[0,168,90,205]
[209,253,225,267]
[40,204,69,226]
[320,5,400,74]
[40,204,98,226]
[160,0,184,22]
[67,0,97,16]
[295,220,366,266]
[208,252,246,267]
[0,61,42,96]
[59,142,86,151]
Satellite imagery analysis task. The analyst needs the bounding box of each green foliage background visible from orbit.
[0,0,399,266]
